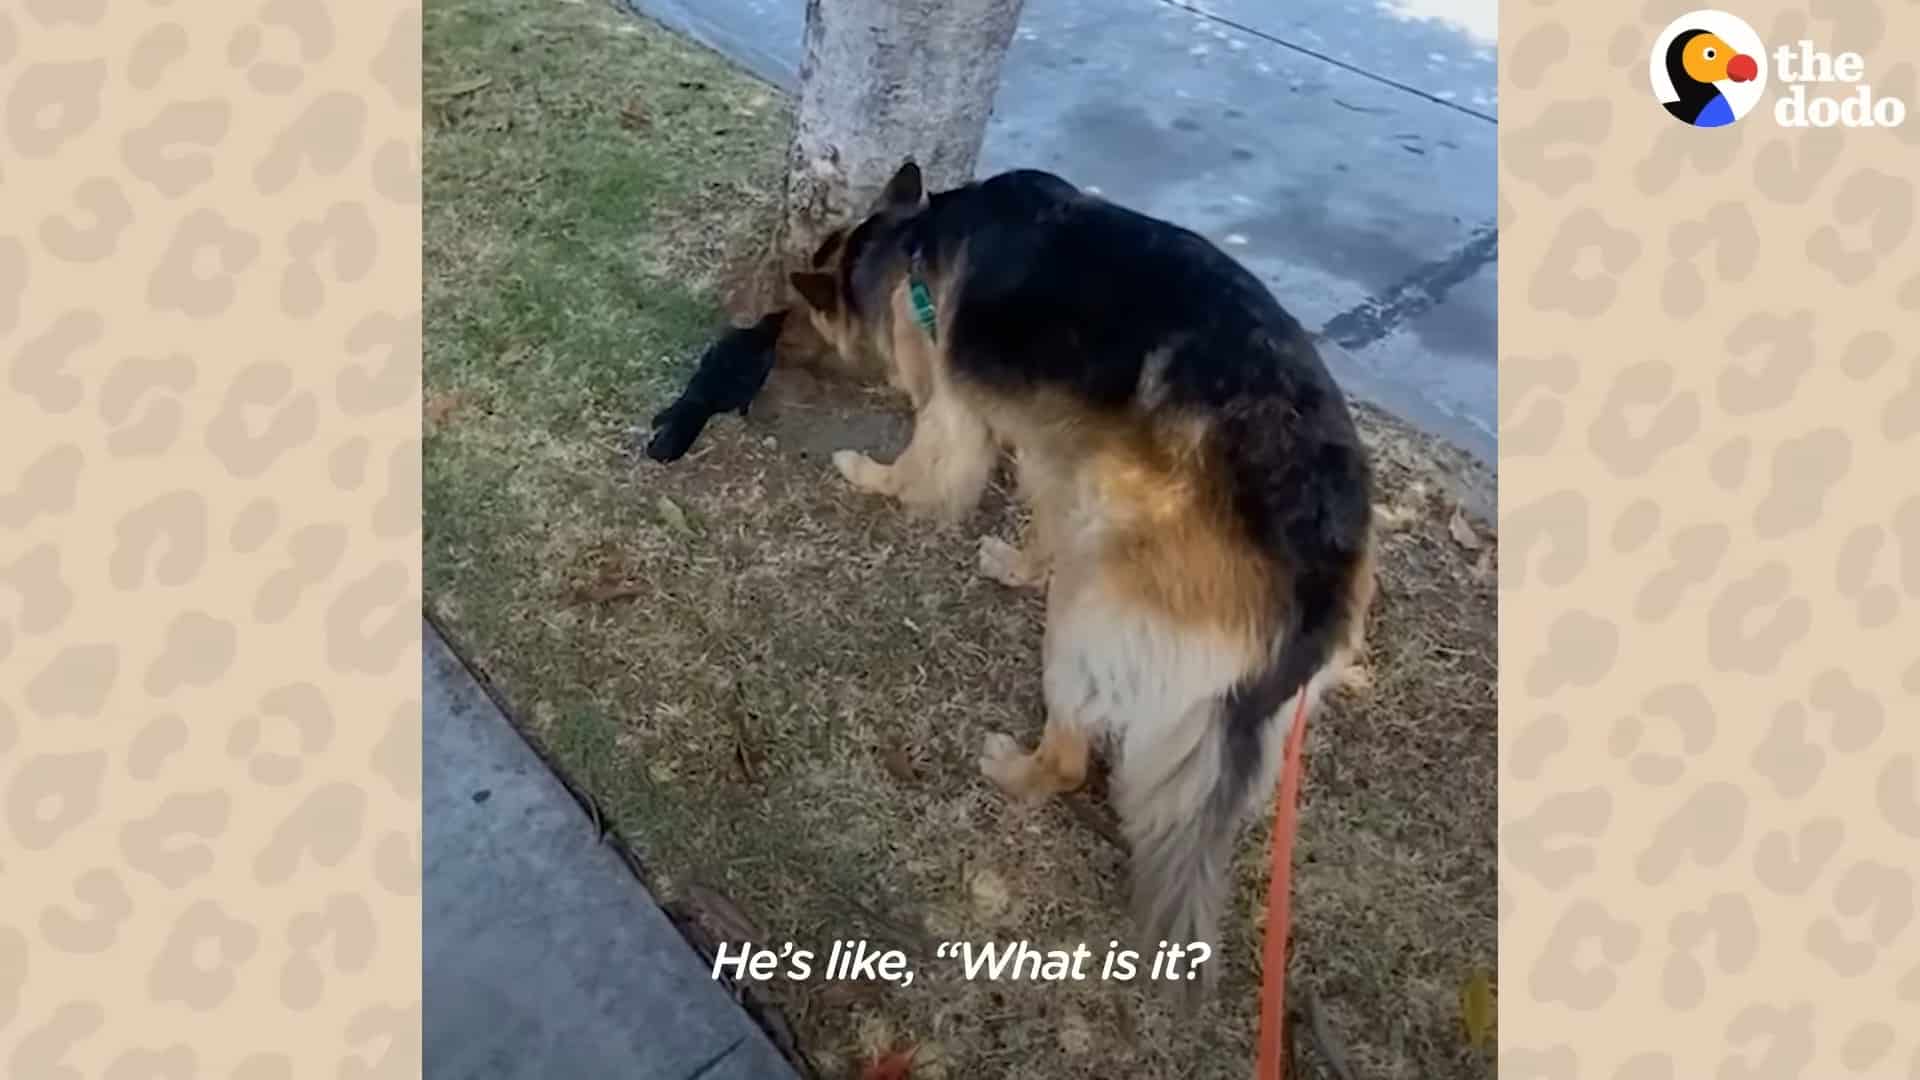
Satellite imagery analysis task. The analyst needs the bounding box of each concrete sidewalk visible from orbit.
[621,0,1498,465]
[424,620,798,1079]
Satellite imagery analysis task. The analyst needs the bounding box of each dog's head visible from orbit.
[787,159,929,375]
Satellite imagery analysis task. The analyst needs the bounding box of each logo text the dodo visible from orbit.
[1771,40,1906,128]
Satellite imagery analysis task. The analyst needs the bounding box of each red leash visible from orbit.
[1254,688,1311,1080]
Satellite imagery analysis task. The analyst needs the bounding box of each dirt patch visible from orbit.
[753,367,913,461]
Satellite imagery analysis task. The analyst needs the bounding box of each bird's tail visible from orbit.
[645,398,714,463]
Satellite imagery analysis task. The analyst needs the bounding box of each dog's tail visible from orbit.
[1115,490,1371,998]
[1113,691,1259,1001]
[645,398,714,463]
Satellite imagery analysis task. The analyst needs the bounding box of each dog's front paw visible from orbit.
[832,449,888,493]
[979,731,1034,799]
[830,448,867,483]
[977,536,1043,589]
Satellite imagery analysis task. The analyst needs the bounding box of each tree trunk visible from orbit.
[779,0,1029,263]
[781,0,1024,267]
[726,0,1021,372]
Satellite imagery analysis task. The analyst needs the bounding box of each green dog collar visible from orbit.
[908,278,938,343]
[906,243,938,342]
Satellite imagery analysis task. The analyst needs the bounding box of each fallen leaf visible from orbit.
[1371,500,1418,531]
[968,869,1011,922]
[1470,548,1495,584]
[731,697,761,784]
[1302,988,1357,1080]
[585,792,606,842]
[815,981,884,1010]
[879,744,918,783]
[817,884,935,955]
[1064,794,1128,852]
[1112,999,1137,1046]
[1448,508,1482,550]
[657,495,691,534]
[425,390,464,428]
[685,881,765,943]
[859,1045,916,1080]
[428,75,493,100]
[1460,968,1495,1049]
[569,582,644,604]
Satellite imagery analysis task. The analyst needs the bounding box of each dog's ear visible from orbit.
[810,228,846,268]
[877,159,926,212]
[788,271,839,315]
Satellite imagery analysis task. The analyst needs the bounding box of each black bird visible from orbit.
[645,309,788,463]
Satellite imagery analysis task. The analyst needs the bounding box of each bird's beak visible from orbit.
[1726,53,1757,82]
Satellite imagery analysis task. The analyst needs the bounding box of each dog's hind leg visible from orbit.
[977,535,1046,590]
[980,556,1102,800]
[1333,529,1379,693]
[980,717,1091,802]
[833,387,993,524]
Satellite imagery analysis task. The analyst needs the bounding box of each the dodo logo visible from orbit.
[1651,10,1908,130]
[1650,10,1767,128]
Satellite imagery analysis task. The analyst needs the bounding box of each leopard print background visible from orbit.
[5,0,1917,1075]
[1502,0,1920,1074]
[3,3,421,1076]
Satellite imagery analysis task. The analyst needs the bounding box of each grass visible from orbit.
[424,1,1498,1077]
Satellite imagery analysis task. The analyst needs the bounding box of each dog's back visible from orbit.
[931,171,1370,583]
[929,171,1372,656]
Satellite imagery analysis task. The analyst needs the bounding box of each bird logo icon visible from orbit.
[1651,12,1768,128]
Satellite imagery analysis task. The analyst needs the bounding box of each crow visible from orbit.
[645,309,788,463]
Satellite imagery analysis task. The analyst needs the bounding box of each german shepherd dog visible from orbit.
[789,162,1376,990]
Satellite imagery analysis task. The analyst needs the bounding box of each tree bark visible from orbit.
[780,0,1024,266]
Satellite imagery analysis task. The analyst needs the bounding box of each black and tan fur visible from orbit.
[790,162,1376,991]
